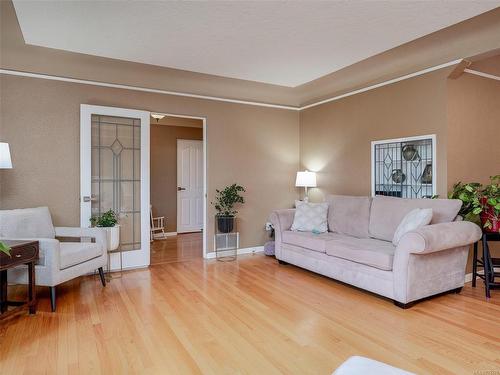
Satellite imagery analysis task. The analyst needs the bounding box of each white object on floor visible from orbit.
[333,356,415,375]
[392,208,433,246]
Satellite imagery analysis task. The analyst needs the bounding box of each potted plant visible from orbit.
[0,241,11,257]
[212,184,245,233]
[90,209,120,251]
[448,175,500,233]
[479,175,500,233]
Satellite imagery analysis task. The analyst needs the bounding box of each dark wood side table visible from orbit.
[0,240,39,318]
[472,232,500,298]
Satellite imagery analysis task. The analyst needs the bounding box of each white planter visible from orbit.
[103,225,120,251]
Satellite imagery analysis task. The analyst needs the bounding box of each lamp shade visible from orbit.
[295,170,316,187]
[0,142,12,169]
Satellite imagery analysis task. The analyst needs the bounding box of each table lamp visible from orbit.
[0,142,13,169]
[295,170,316,202]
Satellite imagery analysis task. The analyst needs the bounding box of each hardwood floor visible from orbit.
[150,232,202,265]
[1,253,499,374]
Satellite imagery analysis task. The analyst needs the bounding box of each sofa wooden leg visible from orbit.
[49,286,56,312]
[394,300,415,309]
[453,287,463,294]
[98,267,106,287]
[278,260,289,265]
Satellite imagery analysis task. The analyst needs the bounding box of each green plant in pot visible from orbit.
[90,209,120,251]
[0,241,11,257]
[212,184,245,233]
[448,175,500,233]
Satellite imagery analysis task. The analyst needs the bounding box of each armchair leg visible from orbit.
[98,267,106,287]
[49,286,56,312]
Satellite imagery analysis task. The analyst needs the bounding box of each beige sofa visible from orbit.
[270,195,482,308]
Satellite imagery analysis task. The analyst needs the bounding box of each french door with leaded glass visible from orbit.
[80,105,150,269]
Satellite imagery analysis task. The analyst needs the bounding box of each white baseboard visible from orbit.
[205,246,264,259]
[465,267,500,283]
[153,232,177,239]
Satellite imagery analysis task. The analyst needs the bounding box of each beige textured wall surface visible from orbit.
[300,68,451,202]
[150,124,203,233]
[447,69,500,271]
[0,75,300,252]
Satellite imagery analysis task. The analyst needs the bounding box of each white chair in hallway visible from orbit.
[150,205,166,241]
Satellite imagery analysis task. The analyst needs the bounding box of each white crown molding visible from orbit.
[0,69,300,111]
[464,68,500,81]
[300,59,462,110]
[1,60,462,111]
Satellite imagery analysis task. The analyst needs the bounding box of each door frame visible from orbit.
[151,112,208,258]
[80,104,151,270]
[176,139,204,234]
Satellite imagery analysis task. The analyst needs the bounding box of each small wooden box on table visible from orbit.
[0,240,39,318]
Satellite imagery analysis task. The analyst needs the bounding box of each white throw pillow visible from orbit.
[392,208,433,246]
[291,200,329,233]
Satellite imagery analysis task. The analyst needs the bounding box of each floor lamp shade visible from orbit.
[0,142,13,169]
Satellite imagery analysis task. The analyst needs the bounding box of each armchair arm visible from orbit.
[397,221,482,255]
[55,227,107,253]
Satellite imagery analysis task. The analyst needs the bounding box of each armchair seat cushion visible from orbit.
[282,231,338,253]
[325,235,396,271]
[59,242,103,270]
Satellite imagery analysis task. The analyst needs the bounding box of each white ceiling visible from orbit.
[12,1,500,87]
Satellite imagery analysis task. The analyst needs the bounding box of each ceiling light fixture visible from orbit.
[151,113,166,122]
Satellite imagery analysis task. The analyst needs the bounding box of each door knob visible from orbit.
[82,195,97,202]
[177,187,186,191]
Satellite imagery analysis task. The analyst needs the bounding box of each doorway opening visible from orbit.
[149,113,206,264]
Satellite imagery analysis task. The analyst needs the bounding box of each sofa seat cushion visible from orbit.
[325,235,396,270]
[282,231,338,253]
[59,242,102,270]
[369,196,462,242]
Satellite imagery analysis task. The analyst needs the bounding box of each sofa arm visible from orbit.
[269,209,295,233]
[397,221,482,255]
[55,227,107,253]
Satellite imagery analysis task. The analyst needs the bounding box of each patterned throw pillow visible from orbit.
[291,200,329,233]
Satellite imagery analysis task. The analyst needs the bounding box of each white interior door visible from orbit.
[177,139,203,233]
[80,104,150,270]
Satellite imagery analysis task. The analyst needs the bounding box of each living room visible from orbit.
[1,1,499,374]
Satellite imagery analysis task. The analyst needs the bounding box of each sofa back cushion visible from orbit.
[0,207,56,239]
[369,196,462,241]
[326,195,372,238]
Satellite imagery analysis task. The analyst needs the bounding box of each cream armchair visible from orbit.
[0,207,107,311]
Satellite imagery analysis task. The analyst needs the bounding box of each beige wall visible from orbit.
[150,123,203,233]
[447,67,500,270]
[300,68,451,202]
[0,75,300,252]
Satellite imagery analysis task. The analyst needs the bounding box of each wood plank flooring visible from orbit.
[150,232,202,265]
[1,251,499,374]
